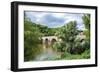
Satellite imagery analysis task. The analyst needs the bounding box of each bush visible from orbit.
[52,42,66,52]
[67,38,89,54]
[81,49,90,59]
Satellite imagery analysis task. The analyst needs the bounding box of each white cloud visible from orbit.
[52,13,66,18]
[25,11,85,29]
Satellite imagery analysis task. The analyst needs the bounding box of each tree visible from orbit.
[82,14,90,49]
[82,14,90,30]
[24,14,42,61]
[64,21,78,53]
[56,21,78,54]
[82,14,90,40]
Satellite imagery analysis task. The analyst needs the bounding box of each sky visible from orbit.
[25,11,85,30]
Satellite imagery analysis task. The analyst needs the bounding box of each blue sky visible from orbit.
[25,11,85,30]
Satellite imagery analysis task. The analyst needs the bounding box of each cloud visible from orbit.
[25,11,85,29]
[39,13,67,28]
[25,12,37,22]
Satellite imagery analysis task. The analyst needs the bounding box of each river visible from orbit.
[34,43,61,61]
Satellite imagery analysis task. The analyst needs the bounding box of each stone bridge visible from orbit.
[41,36,58,48]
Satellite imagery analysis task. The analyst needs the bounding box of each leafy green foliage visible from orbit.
[82,14,90,30]
[24,20,42,61]
[56,21,79,54]
[52,42,66,52]
[82,14,90,49]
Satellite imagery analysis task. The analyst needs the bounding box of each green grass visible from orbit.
[60,49,90,60]
[52,49,90,60]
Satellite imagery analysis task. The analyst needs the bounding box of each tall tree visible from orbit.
[66,21,78,53]
[58,21,78,53]
[24,14,42,61]
[82,14,90,49]
[82,14,90,41]
[82,14,90,30]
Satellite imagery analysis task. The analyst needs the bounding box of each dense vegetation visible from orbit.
[24,14,90,61]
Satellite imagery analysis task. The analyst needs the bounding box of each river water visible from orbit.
[34,43,61,61]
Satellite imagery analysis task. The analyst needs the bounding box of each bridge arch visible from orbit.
[41,36,58,48]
